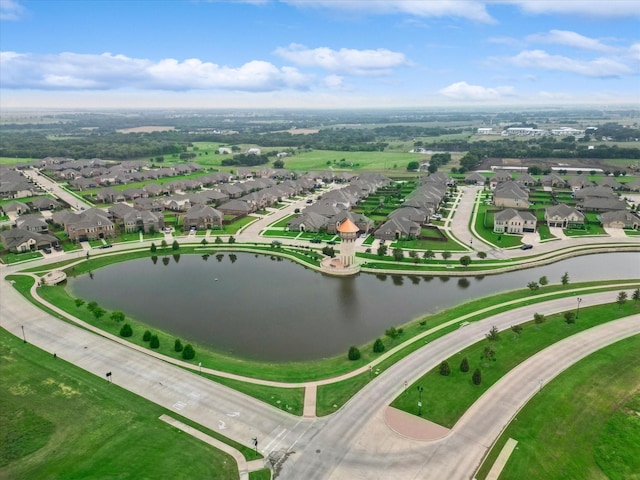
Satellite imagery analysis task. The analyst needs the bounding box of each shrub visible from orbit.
[215,236,223,244]
[534,313,545,324]
[172,240,179,250]
[74,298,85,308]
[150,334,160,349]
[348,345,361,361]
[86,301,98,312]
[142,330,151,342]
[472,369,482,385]
[564,311,576,325]
[119,323,133,337]
[182,344,196,360]
[150,243,157,253]
[373,338,385,353]
[460,357,469,372]
[439,361,451,376]
[174,339,184,352]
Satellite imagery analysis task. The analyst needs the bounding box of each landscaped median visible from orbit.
[390,300,640,428]
[474,334,640,480]
[7,254,639,419]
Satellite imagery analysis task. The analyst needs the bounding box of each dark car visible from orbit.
[42,247,52,254]
[326,240,336,245]
[310,238,322,244]
[520,244,533,250]
[99,244,113,249]
[53,245,62,252]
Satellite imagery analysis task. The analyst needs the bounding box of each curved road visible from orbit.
[2,269,637,478]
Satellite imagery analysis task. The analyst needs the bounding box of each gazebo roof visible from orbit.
[337,218,359,233]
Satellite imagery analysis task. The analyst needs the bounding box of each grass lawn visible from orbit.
[0,251,43,264]
[390,300,640,428]
[475,334,640,480]
[474,205,526,248]
[0,328,239,479]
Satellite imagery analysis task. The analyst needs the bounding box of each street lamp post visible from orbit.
[21,325,27,343]
[576,297,582,319]
[417,386,424,416]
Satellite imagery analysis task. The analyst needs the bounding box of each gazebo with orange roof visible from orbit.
[337,218,358,267]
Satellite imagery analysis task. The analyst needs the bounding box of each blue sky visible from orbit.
[1,0,638,109]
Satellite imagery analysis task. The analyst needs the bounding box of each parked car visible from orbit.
[432,213,442,220]
[53,245,62,252]
[326,240,336,245]
[42,247,52,254]
[520,244,533,250]
[310,238,322,244]
[99,244,113,249]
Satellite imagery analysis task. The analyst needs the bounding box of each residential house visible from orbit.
[493,181,530,208]
[541,173,566,188]
[2,200,30,216]
[374,216,421,241]
[600,211,640,230]
[0,228,59,252]
[15,214,49,233]
[464,172,486,186]
[493,209,537,234]
[217,199,254,216]
[516,173,537,187]
[123,209,164,233]
[30,197,61,211]
[287,211,329,233]
[489,171,513,189]
[544,204,585,228]
[60,208,116,241]
[183,205,223,231]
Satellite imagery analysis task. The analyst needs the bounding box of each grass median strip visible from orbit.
[475,334,640,480]
[390,301,640,428]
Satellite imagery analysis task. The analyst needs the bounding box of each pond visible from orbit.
[67,252,639,361]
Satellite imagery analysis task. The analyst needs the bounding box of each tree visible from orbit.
[441,251,451,261]
[174,339,184,352]
[385,326,400,342]
[477,251,487,259]
[143,330,152,342]
[201,238,208,246]
[150,334,160,349]
[485,325,500,342]
[472,369,482,385]
[273,158,285,169]
[539,276,548,286]
[110,311,125,323]
[406,161,420,171]
[74,298,85,308]
[511,324,523,337]
[439,361,451,376]
[561,272,570,285]
[161,239,168,251]
[483,345,496,361]
[86,301,98,312]
[533,313,546,325]
[616,291,628,309]
[377,244,388,256]
[373,338,385,353]
[215,236,223,244]
[632,288,640,303]
[182,344,196,360]
[459,255,472,267]
[228,236,236,244]
[527,281,539,293]
[172,240,179,251]
[322,246,336,257]
[150,242,157,253]
[564,311,576,325]
[92,306,106,319]
[460,357,469,372]
[392,248,404,261]
[423,250,435,260]
[348,345,361,361]
[119,323,133,337]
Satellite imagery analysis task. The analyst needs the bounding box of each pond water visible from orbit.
[67,252,639,361]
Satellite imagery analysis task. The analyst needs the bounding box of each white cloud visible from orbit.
[0,0,24,20]
[323,75,346,90]
[503,49,633,77]
[526,30,616,52]
[500,0,640,18]
[438,81,515,101]
[283,0,495,23]
[0,51,315,91]
[629,43,640,62]
[273,43,409,75]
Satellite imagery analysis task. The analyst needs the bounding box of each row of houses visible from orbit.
[476,127,589,137]
[0,168,41,200]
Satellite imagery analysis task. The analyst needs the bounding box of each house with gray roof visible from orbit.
[0,228,59,252]
[183,204,223,231]
[541,173,566,188]
[217,199,254,216]
[464,172,487,186]
[2,200,30,216]
[123,209,164,233]
[374,216,421,241]
[16,214,49,233]
[493,209,537,234]
[581,197,628,212]
[599,211,640,230]
[287,211,329,233]
[545,204,585,228]
[61,208,116,241]
[493,181,530,209]
[30,197,61,211]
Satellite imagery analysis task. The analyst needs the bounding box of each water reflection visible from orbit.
[67,252,639,362]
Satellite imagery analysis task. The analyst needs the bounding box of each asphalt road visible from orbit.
[2,269,637,479]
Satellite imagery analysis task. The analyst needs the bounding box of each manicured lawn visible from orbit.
[390,300,640,428]
[474,205,526,248]
[0,328,239,479]
[476,335,640,480]
[0,251,43,264]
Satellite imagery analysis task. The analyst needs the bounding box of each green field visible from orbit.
[476,334,640,480]
[0,328,240,479]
